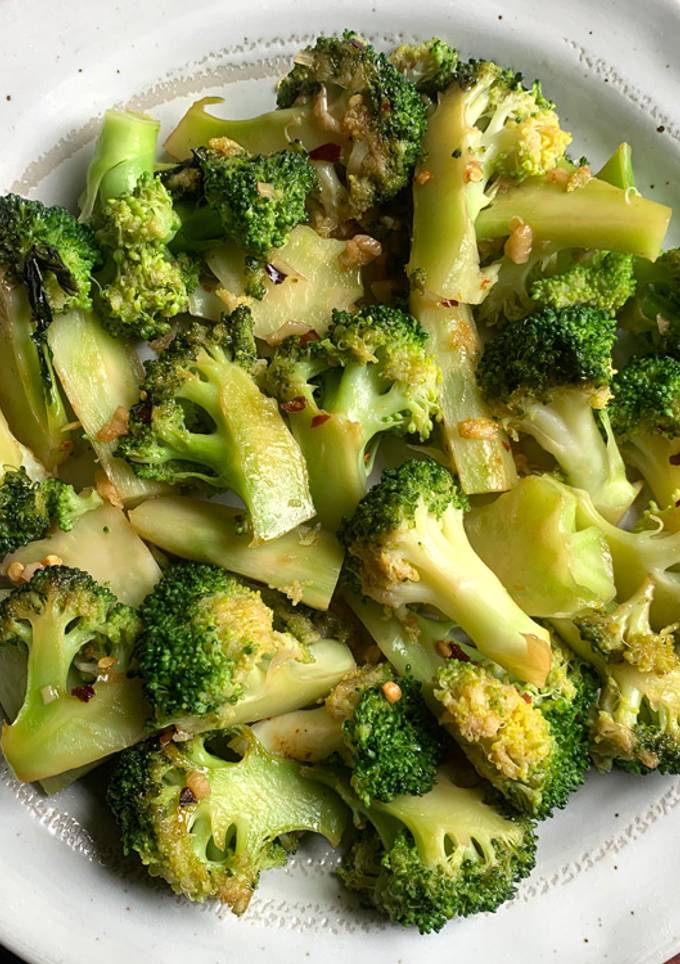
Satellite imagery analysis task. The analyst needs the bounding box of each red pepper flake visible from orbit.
[71,684,96,703]
[448,642,470,662]
[311,413,331,428]
[440,298,459,308]
[669,453,680,466]
[159,728,175,746]
[299,328,321,347]
[179,786,196,807]
[136,398,153,424]
[501,441,511,452]
[521,692,532,704]
[280,396,306,413]
[265,262,287,285]
[309,143,342,163]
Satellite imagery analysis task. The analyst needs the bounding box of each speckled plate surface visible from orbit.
[1,1,680,961]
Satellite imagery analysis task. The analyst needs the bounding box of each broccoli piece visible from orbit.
[341,458,552,686]
[434,643,598,818]
[619,249,680,354]
[166,32,428,219]
[266,304,441,530]
[609,355,680,509]
[92,172,199,341]
[0,196,102,469]
[465,473,617,618]
[314,765,536,933]
[476,173,671,262]
[478,305,639,522]
[554,580,680,773]
[596,142,636,191]
[117,309,314,542]
[193,143,318,256]
[136,562,355,734]
[254,663,446,805]
[0,566,148,782]
[388,38,459,97]
[0,468,101,557]
[107,727,349,914]
[0,404,46,481]
[127,495,344,611]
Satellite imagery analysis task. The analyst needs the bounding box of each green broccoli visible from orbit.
[253,663,446,805]
[0,566,148,782]
[0,468,101,557]
[554,579,680,774]
[312,765,536,933]
[165,32,428,219]
[107,727,349,915]
[193,143,318,256]
[388,38,459,97]
[619,249,680,355]
[478,305,639,522]
[117,308,315,542]
[341,458,553,687]
[609,355,680,509]
[434,643,598,818]
[135,562,356,734]
[0,196,102,468]
[265,304,441,530]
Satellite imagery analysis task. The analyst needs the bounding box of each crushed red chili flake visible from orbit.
[179,787,196,807]
[502,441,511,452]
[309,143,342,163]
[440,298,459,307]
[71,684,96,703]
[311,413,331,428]
[265,262,287,285]
[299,328,321,347]
[448,642,470,662]
[136,398,153,423]
[669,453,680,466]
[280,396,306,413]
[521,692,532,704]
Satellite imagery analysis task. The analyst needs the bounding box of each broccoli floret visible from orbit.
[619,249,680,352]
[117,309,314,542]
[315,765,536,933]
[609,355,680,508]
[266,304,441,529]
[193,144,318,256]
[166,33,428,220]
[136,562,355,734]
[254,663,446,806]
[388,38,459,97]
[0,468,102,556]
[106,727,349,915]
[554,580,680,774]
[465,473,617,618]
[340,458,552,686]
[93,173,199,340]
[0,565,148,782]
[478,305,638,522]
[434,644,598,818]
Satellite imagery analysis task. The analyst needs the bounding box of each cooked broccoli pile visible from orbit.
[478,304,638,522]
[4,28,680,936]
[266,304,441,529]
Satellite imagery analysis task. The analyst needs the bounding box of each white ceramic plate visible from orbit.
[1,1,680,961]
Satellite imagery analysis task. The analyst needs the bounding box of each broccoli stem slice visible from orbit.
[0,284,72,471]
[596,143,636,191]
[476,175,671,261]
[411,296,518,494]
[47,310,168,506]
[80,109,160,219]
[621,433,680,510]
[517,390,639,523]
[252,706,347,763]
[127,496,343,610]
[164,96,329,160]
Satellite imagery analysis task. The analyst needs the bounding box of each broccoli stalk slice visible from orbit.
[127,496,343,610]
[515,389,639,523]
[476,175,671,261]
[465,473,616,618]
[0,406,45,479]
[596,143,636,191]
[47,310,168,506]
[80,109,160,219]
[0,284,72,470]
[253,706,348,763]
[0,567,149,782]
[164,96,329,161]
